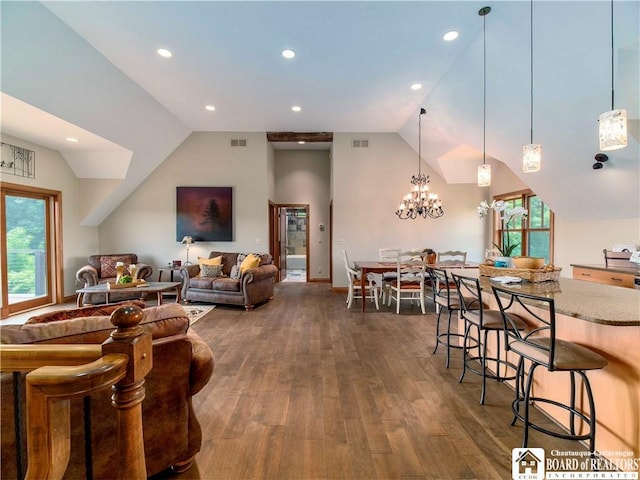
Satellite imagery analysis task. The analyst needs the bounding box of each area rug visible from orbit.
[182,305,215,325]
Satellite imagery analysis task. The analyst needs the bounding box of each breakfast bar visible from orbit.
[450,270,640,459]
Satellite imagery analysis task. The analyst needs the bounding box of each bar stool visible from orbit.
[427,267,476,368]
[452,273,527,404]
[492,285,608,453]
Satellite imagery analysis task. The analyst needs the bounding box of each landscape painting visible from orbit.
[176,187,233,241]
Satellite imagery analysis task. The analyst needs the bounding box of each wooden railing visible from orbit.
[0,305,152,480]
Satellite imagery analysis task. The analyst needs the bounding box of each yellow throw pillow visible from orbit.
[239,254,261,273]
[199,255,222,268]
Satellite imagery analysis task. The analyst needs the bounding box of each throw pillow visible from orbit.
[230,264,241,280]
[199,255,222,267]
[100,255,133,278]
[201,264,223,278]
[240,253,261,274]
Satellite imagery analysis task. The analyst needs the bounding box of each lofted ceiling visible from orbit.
[1,1,638,223]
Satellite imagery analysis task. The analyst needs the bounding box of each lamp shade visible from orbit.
[181,236,194,244]
[599,109,627,151]
[522,143,542,173]
[477,164,491,187]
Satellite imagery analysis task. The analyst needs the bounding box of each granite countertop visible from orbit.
[447,269,640,327]
[570,263,640,276]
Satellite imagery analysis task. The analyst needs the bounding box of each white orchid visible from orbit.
[478,200,528,257]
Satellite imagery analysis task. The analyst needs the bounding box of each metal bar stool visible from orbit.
[452,273,527,404]
[427,267,476,368]
[492,285,608,453]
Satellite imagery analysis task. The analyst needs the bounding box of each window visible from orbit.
[1,182,63,318]
[493,190,554,263]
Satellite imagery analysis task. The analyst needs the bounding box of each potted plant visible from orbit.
[478,200,528,267]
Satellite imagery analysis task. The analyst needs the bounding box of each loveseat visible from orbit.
[76,253,154,305]
[1,301,214,479]
[180,251,278,310]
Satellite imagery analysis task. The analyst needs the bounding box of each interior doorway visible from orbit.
[269,203,309,283]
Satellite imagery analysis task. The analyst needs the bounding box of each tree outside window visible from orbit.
[493,191,554,263]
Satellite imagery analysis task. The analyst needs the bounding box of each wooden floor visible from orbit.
[155,282,587,480]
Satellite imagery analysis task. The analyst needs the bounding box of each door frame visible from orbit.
[269,202,309,282]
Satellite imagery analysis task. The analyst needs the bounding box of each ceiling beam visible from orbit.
[266,132,333,143]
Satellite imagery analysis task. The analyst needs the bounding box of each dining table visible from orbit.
[353,260,480,312]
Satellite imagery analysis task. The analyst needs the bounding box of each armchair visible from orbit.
[76,253,153,305]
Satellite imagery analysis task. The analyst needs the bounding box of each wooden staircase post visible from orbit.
[101,304,153,480]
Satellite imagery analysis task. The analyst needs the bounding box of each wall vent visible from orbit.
[230,139,247,147]
[352,139,369,148]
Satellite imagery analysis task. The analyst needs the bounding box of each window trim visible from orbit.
[492,189,555,263]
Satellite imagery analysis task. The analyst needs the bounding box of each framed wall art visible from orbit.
[176,186,233,241]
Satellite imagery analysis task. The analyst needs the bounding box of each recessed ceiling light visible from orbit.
[443,31,459,41]
[282,49,296,59]
[410,83,423,91]
[298,141,306,145]
[205,105,216,111]
[65,137,79,143]
[291,106,301,112]
[157,48,173,58]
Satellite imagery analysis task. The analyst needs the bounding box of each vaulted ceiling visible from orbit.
[1,1,638,223]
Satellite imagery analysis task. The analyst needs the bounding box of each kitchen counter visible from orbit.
[449,270,640,326]
[571,263,638,289]
[570,263,639,276]
[447,268,640,461]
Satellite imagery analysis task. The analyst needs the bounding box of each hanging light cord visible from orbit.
[530,0,534,144]
[610,0,615,110]
[482,10,487,165]
[418,109,422,176]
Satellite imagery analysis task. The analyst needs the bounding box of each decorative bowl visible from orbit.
[511,256,545,269]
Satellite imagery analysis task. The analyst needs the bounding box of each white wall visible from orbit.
[331,132,485,287]
[0,134,99,296]
[273,150,331,280]
[98,132,270,270]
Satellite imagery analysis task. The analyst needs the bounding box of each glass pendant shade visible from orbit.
[599,109,627,151]
[477,164,491,187]
[522,143,542,172]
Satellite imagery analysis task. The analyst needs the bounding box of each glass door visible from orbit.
[1,184,57,317]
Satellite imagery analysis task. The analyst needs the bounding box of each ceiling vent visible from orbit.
[352,139,369,148]
[230,139,247,147]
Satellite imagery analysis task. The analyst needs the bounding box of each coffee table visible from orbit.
[76,281,182,307]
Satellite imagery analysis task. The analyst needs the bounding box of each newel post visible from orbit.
[102,305,153,479]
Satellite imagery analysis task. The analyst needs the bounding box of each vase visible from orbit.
[493,256,514,268]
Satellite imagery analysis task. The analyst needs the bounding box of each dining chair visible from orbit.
[437,250,467,266]
[378,247,400,302]
[343,250,379,309]
[492,286,608,453]
[387,251,427,314]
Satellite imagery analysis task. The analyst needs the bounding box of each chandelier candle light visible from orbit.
[598,0,627,151]
[395,108,444,220]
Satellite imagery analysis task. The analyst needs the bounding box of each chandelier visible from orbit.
[395,108,444,220]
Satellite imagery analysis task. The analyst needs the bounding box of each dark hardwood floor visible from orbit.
[156,282,587,480]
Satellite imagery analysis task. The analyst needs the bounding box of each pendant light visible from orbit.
[598,0,627,151]
[477,6,491,187]
[523,0,542,173]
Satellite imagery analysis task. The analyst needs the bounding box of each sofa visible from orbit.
[76,253,154,305]
[1,301,214,479]
[180,251,278,310]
